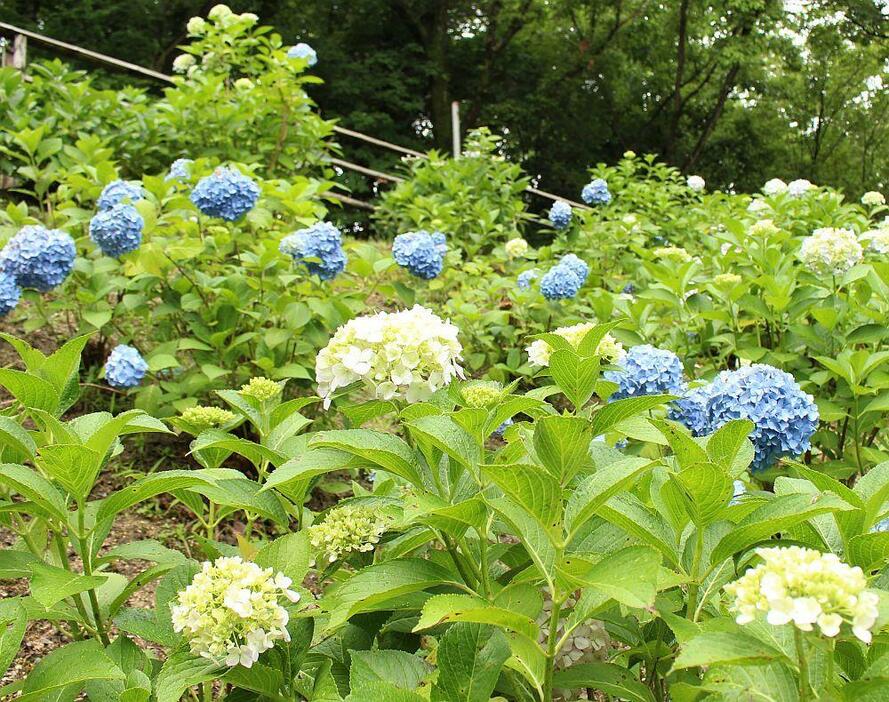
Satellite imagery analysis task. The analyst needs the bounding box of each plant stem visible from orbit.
[203,680,214,702]
[206,501,216,542]
[686,525,705,619]
[541,593,563,702]
[78,507,110,646]
[795,629,811,700]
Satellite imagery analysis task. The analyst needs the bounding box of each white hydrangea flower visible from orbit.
[861,226,889,254]
[208,4,233,20]
[172,54,196,73]
[687,175,705,191]
[725,546,879,643]
[763,178,788,195]
[654,246,692,263]
[788,178,814,198]
[749,219,779,237]
[862,191,885,207]
[799,227,863,275]
[315,305,463,407]
[186,17,207,34]
[171,557,300,668]
[747,198,770,214]
[526,323,625,367]
[310,504,390,563]
[505,237,530,258]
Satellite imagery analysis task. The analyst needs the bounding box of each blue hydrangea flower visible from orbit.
[730,480,747,506]
[671,364,819,473]
[517,269,540,290]
[558,253,589,285]
[166,158,193,181]
[581,178,611,205]
[0,272,20,317]
[279,222,347,280]
[872,518,889,533]
[0,225,76,292]
[392,230,447,279]
[494,418,513,437]
[287,43,317,66]
[190,167,260,221]
[539,262,582,300]
[98,180,144,211]
[605,344,686,400]
[104,344,149,389]
[89,204,144,258]
[549,201,572,229]
[621,282,635,295]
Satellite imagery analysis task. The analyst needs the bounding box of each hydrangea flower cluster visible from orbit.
[309,504,389,563]
[0,225,76,292]
[581,178,611,205]
[287,42,318,67]
[171,556,300,668]
[725,546,879,643]
[461,381,504,408]
[89,204,144,258]
[763,178,787,196]
[540,254,589,300]
[494,418,513,437]
[190,167,260,221]
[97,180,144,210]
[799,227,863,276]
[671,364,818,472]
[392,231,447,279]
[172,54,196,73]
[862,226,889,254]
[517,269,540,290]
[0,272,20,317]
[166,158,193,181]
[548,201,573,229]
[788,178,814,198]
[239,377,281,402]
[714,272,742,288]
[686,175,705,191]
[279,222,347,280]
[862,191,885,206]
[654,246,692,264]
[526,322,625,367]
[180,406,237,432]
[104,345,149,389]
[604,344,686,400]
[749,219,779,238]
[505,237,529,258]
[315,305,463,407]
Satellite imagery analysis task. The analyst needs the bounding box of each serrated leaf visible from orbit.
[432,623,510,702]
[154,649,218,702]
[254,531,311,585]
[481,463,561,533]
[558,546,659,608]
[310,429,426,489]
[590,395,674,436]
[349,649,429,691]
[549,349,600,410]
[415,594,538,640]
[17,640,124,701]
[96,470,216,524]
[29,562,107,609]
[533,416,592,484]
[553,663,655,702]
[406,415,479,471]
[0,463,69,522]
[673,461,733,526]
[673,630,789,670]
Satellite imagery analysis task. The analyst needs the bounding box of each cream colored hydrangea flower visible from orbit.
[654,246,693,264]
[171,556,300,668]
[862,227,889,254]
[526,323,625,368]
[180,406,237,431]
[505,238,529,258]
[186,16,207,34]
[240,377,282,402]
[315,305,463,408]
[208,4,233,20]
[714,273,742,288]
[310,504,389,563]
[749,219,778,237]
[725,546,879,643]
[461,380,504,408]
[687,175,705,191]
[172,54,196,73]
[862,191,885,206]
[763,178,787,195]
[799,227,863,275]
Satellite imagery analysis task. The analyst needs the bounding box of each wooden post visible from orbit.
[451,100,461,158]
[2,34,27,69]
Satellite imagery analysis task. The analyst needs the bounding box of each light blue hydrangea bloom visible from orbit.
[98,180,144,211]
[581,178,611,205]
[549,201,572,229]
[104,344,149,389]
[190,167,260,221]
[279,222,347,280]
[392,230,447,279]
[0,272,20,317]
[494,418,513,437]
[166,158,193,181]
[559,253,589,285]
[605,344,686,400]
[539,262,582,300]
[671,364,819,473]
[0,225,76,292]
[517,269,540,290]
[89,204,144,258]
[287,43,317,66]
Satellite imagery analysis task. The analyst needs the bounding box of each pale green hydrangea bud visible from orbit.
[240,377,282,402]
[173,54,196,73]
[310,504,390,563]
[725,546,879,643]
[505,238,529,258]
[234,78,255,90]
[171,556,300,668]
[799,227,862,276]
[526,323,625,368]
[749,219,779,237]
[181,406,237,431]
[208,4,233,20]
[654,246,692,263]
[186,17,207,34]
[714,273,742,288]
[461,381,504,408]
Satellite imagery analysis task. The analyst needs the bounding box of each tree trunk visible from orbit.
[428,1,452,151]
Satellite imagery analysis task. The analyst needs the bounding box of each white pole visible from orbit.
[451,100,461,158]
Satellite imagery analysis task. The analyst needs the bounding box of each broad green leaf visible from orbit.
[415,594,538,640]
[533,416,592,484]
[597,494,680,567]
[0,463,69,522]
[481,463,561,533]
[0,602,27,679]
[345,682,424,702]
[29,562,107,609]
[549,349,600,410]
[189,471,289,524]
[349,649,429,691]
[673,630,789,670]
[263,448,363,492]
[673,461,733,526]
[564,457,655,539]
[0,368,59,414]
[311,429,426,489]
[406,415,479,471]
[255,531,311,585]
[558,546,659,608]
[706,419,755,474]
[190,430,286,469]
[590,395,674,436]
[223,663,284,698]
[17,640,124,701]
[154,649,218,702]
[848,532,889,571]
[652,419,708,467]
[36,443,102,502]
[0,416,36,460]
[553,663,655,702]
[410,495,486,537]
[96,470,216,524]
[432,623,510,702]
[488,497,557,586]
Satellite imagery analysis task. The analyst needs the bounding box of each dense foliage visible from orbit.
[0,5,888,702]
